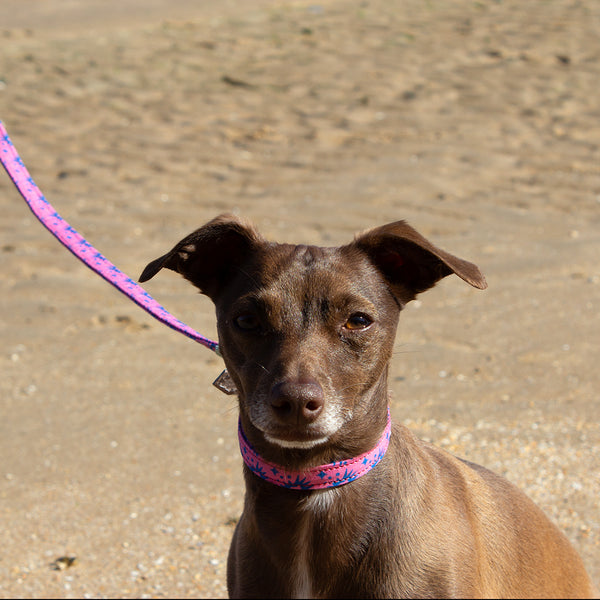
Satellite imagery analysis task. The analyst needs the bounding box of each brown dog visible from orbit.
[141,215,595,599]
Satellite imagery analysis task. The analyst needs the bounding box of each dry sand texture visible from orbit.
[0,0,599,597]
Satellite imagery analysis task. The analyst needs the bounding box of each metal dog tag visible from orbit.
[213,369,238,395]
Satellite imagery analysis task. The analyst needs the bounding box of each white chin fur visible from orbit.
[264,434,329,449]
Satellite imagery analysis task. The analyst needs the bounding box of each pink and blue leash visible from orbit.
[0,121,220,355]
[1,121,393,486]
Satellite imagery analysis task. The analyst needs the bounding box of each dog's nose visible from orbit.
[269,380,324,424]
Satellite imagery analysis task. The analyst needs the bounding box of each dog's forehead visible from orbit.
[255,242,376,297]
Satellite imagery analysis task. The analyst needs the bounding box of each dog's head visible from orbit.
[141,214,486,462]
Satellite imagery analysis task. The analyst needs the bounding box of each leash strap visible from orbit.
[0,121,219,354]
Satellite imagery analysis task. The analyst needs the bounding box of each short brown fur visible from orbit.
[141,214,595,599]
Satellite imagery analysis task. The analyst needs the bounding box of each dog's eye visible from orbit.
[234,314,260,331]
[344,313,372,330]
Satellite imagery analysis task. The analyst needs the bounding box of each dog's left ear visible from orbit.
[139,213,265,300]
[352,220,487,304]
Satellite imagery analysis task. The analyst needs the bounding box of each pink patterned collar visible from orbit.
[238,409,392,490]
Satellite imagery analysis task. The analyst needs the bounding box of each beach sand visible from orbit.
[1,1,598,597]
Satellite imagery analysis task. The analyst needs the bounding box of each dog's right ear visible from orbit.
[139,214,265,299]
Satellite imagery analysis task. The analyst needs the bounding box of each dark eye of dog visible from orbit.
[234,314,260,331]
[344,313,372,330]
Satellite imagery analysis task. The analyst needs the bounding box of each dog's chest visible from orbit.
[290,522,313,599]
[289,489,340,598]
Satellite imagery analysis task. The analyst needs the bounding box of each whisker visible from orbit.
[335,382,370,395]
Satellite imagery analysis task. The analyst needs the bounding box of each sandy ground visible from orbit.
[1,0,599,597]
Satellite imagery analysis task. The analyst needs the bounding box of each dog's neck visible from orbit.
[237,409,392,490]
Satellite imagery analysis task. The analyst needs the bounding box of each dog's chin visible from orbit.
[250,407,348,450]
[263,433,329,449]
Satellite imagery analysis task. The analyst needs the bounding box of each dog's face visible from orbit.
[212,241,402,450]
[140,215,486,458]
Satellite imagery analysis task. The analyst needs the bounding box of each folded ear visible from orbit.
[139,213,265,299]
[351,220,487,305]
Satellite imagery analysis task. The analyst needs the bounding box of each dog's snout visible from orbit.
[269,380,324,424]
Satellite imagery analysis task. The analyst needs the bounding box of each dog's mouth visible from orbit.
[249,408,347,450]
[263,432,330,449]
[243,385,349,450]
